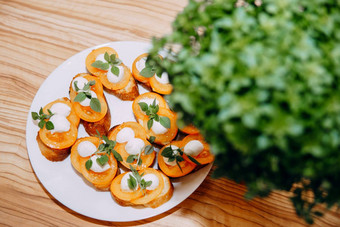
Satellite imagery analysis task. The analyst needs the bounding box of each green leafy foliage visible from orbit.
[91,52,122,76]
[31,107,54,130]
[148,0,340,223]
[73,80,101,112]
[138,100,171,130]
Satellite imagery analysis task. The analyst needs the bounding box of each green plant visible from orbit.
[148,0,340,223]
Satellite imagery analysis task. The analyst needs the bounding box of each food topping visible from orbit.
[77,140,97,157]
[183,140,204,156]
[155,72,169,84]
[141,174,159,190]
[151,120,168,135]
[89,154,110,173]
[125,138,145,155]
[116,127,135,143]
[49,115,70,134]
[49,103,71,117]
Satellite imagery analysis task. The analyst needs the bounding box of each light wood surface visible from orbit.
[1,0,340,226]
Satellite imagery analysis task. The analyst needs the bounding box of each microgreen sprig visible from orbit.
[138,99,171,130]
[31,107,54,130]
[91,52,122,76]
[73,80,101,113]
[127,165,152,192]
[85,131,122,171]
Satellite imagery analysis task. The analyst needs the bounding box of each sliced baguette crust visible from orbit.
[105,76,139,101]
[36,133,70,161]
[82,101,111,137]
[145,171,173,208]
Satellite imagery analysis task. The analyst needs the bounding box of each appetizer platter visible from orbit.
[26,41,213,222]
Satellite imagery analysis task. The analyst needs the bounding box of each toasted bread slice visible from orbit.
[144,170,173,208]
[36,133,70,161]
[105,74,139,101]
[82,101,111,137]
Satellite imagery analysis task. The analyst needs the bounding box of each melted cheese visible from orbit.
[136,57,147,72]
[49,115,70,134]
[125,138,145,155]
[116,127,135,143]
[141,174,159,190]
[72,77,88,91]
[151,120,168,135]
[77,141,97,157]
[107,65,124,83]
[183,140,204,156]
[89,155,110,173]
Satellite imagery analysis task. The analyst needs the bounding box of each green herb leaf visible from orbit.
[112,149,123,161]
[187,155,201,165]
[159,116,171,128]
[138,102,148,112]
[140,67,156,78]
[127,174,137,190]
[147,119,153,130]
[96,155,109,166]
[39,107,43,115]
[74,81,80,91]
[144,145,154,155]
[38,120,45,129]
[148,136,156,143]
[161,146,173,158]
[74,92,86,102]
[31,112,39,120]
[126,155,137,163]
[91,61,110,70]
[104,52,110,62]
[85,159,93,170]
[45,121,54,130]
[90,98,101,112]
[109,53,115,63]
[88,80,96,86]
[111,66,120,76]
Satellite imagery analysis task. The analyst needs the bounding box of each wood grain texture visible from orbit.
[0,0,339,226]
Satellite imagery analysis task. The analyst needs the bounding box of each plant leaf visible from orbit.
[74,92,87,102]
[96,155,109,166]
[104,52,110,62]
[187,155,201,165]
[138,102,148,112]
[111,66,120,76]
[126,155,137,163]
[39,107,43,115]
[45,121,54,130]
[147,119,154,130]
[31,112,39,120]
[85,159,93,170]
[90,98,101,112]
[161,147,173,158]
[159,116,171,128]
[127,174,137,190]
[112,149,123,161]
[148,136,156,143]
[140,67,155,78]
[144,145,154,155]
[38,120,45,129]
[74,81,80,91]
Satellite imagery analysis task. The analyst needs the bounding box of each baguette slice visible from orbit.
[36,133,70,161]
[104,73,139,101]
[144,171,173,208]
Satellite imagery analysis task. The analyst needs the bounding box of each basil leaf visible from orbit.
[176,155,184,162]
[147,119,154,130]
[159,116,171,129]
[111,66,119,76]
[91,60,105,69]
[74,81,80,91]
[140,67,155,78]
[168,157,175,162]
[138,102,148,112]
[39,107,43,115]
[112,149,123,162]
[144,145,154,155]
[45,121,54,130]
[47,109,53,115]
[90,98,101,112]
[137,158,142,166]
[31,112,39,120]
[74,92,87,102]
[109,53,116,63]
[88,80,96,86]
[85,159,93,170]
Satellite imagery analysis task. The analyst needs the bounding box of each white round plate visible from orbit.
[26,41,212,222]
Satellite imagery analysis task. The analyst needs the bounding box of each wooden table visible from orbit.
[1,1,339,226]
